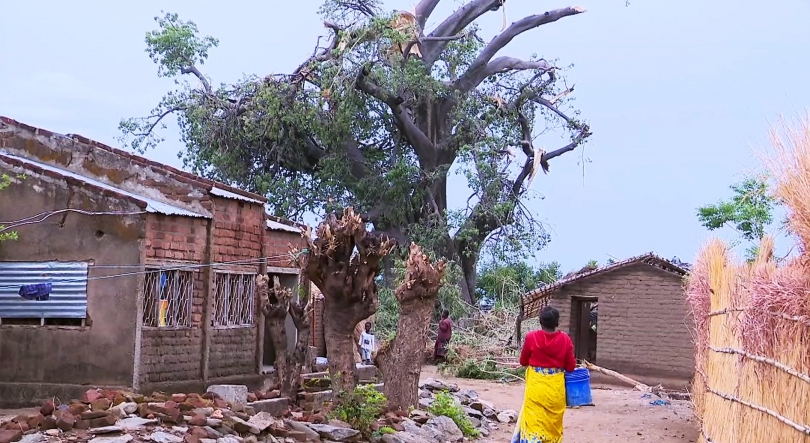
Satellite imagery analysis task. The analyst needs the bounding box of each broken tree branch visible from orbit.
[456,6,586,91]
[582,360,653,393]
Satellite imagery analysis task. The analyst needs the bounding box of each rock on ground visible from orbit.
[205,385,248,407]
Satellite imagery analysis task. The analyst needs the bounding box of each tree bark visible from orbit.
[303,208,395,396]
[257,275,308,400]
[378,243,446,411]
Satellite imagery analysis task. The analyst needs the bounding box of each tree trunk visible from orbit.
[378,243,446,411]
[288,298,312,399]
[258,275,310,400]
[323,307,361,394]
[302,208,395,397]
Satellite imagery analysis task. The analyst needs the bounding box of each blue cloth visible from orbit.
[18,282,52,301]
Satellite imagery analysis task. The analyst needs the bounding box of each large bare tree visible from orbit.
[121,0,592,305]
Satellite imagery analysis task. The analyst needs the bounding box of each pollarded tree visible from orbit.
[120,0,592,305]
[301,207,395,394]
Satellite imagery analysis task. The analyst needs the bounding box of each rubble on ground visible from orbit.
[0,378,516,443]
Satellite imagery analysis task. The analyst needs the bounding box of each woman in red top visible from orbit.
[511,306,576,443]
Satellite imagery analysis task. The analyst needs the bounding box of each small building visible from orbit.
[520,253,693,383]
[0,117,307,406]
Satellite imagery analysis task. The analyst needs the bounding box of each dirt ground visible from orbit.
[420,366,699,443]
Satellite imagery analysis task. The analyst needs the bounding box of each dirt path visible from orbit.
[420,366,699,443]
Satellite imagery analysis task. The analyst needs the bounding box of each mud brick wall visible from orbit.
[139,214,208,386]
[548,264,694,380]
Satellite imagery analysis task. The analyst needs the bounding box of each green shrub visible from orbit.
[427,391,480,438]
[329,384,387,437]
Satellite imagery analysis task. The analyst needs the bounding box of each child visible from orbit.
[358,322,377,366]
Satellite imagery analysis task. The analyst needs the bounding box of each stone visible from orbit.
[418,378,458,393]
[172,427,189,434]
[192,408,214,417]
[110,402,138,419]
[202,427,222,439]
[380,432,426,443]
[205,419,222,428]
[183,436,199,443]
[68,403,87,416]
[40,401,56,417]
[90,415,118,428]
[417,398,433,409]
[90,426,124,434]
[283,420,320,442]
[246,413,277,432]
[422,416,463,443]
[55,413,76,431]
[215,437,240,443]
[496,409,518,424]
[206,386,248,408]
[0,430,23,443]
[75,420,92,430]
[199,440,217,443]
[247,399,289,417]
[171,394,188,403]
[117,417,159,430]
[88,435,133,443]
[26,414,44,430]
[189,415,208,427]
[83,390,103,403]
[305,424,360,442]
[91,399,112,411]
[19,433,47,443]
[463,407,482,419]
[39,416,57,431]
[149,432,183,443]
[81,411,110,420]
[469,399,494,412]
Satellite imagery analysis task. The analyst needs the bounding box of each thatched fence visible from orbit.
[686,117,810,443]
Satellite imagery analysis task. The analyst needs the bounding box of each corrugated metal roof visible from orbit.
[210,186,265,205]
[0,152,208,218]
[0,261,89,319]
[266,219,301,233]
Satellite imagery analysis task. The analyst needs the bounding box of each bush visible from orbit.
[441,358,525,382]
[329,384,387,437]
[427,391,480,438]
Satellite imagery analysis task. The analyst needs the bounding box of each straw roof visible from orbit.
[521,252,689,318]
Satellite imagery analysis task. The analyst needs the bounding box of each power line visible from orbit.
[0,254,303,291]
[0,209,148,232]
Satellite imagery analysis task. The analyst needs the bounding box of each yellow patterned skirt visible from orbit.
[511,367,566,443]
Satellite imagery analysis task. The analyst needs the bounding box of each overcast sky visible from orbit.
[1,0,808,272]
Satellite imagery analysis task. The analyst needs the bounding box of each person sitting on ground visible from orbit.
[434,309,453,363]
[358,322,377,366]
[512,306,577,443]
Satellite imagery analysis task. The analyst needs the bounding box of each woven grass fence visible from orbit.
[686,117,810,443]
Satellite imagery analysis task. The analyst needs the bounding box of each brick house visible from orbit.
[0,117,307,407]
[520,253,693,382]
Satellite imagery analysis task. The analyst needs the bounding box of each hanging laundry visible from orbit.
[18,282,52,301]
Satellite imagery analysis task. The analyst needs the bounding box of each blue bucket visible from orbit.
[565,367,593,407]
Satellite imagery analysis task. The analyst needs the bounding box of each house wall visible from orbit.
[548,264,694,380]
[138,214,208,388]
[207,197,263,379]
[0,168,144,407]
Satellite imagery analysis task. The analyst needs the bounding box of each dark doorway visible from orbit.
[571,297,598,362]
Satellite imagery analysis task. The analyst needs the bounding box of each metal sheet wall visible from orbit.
[0,261,89,318]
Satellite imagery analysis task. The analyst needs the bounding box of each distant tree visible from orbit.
[697,175,780,259]
[476,261,561,307]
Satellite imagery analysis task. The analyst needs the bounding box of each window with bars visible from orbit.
[142,269,194,328]
[212,273,256,327]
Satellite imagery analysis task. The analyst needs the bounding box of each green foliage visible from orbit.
[122,2,590,301]
[697,175,780,260]
[448,358,523,381]
[697,176,777,242]
[427,392,480,438]
[0,173,21,242]
[330,384,387,437]
[145,12,219,78]
[371,426,397,439]
[476,261,561,307]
